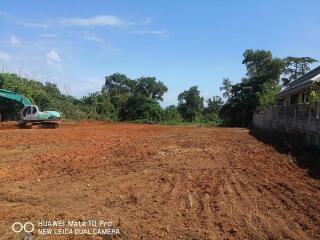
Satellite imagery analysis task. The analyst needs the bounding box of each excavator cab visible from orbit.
[22,105,39,120]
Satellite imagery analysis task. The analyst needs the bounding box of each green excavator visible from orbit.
[0,89,61,128]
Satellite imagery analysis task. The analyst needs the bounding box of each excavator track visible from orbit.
[19,121,59,129]
[40,122,59,129]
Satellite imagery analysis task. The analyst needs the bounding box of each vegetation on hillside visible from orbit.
[0,49,317,126]
[0,73,87,121]
[0,71,222,125]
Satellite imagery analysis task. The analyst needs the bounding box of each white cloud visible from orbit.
[79,32,104,43]
[46,50,61,63]
[19,21,49,29]
[40,33,58,38]
[0,51,11,61]
[129,17,153,26]
[46,50,63,72]
[131,29,167,36]
[62,15,126,27]
[0,10,49,28]
[82,35,104,43]
[9,35,21,46]
[46,50,62,71]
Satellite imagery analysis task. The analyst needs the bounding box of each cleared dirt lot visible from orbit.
[0,121,320,239]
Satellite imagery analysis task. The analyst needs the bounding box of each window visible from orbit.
[290,94,299,104]
[27,107,31,115]
[22,107,29,117]
[32,106,37,114]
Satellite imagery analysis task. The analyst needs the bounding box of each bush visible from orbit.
[162,105,183,124]
[119,94,164,123]
[201,112,223,126]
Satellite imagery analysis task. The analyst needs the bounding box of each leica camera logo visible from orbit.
[12,222,35,233]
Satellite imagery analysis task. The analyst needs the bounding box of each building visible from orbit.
[253,66,320,148]
[277,66,320,105]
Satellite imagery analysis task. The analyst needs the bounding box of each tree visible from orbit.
[102,73,136,111]
[309,82,320,103]
[220,49,285,126]
[205,96,223,113]
[119,94,163,122]
[103,73,136,95]
[243,50,275,78]
[257,82,281,110]
[82,92,116,120]
[135,77,168,101]
[220,78,233,99]
[282,57,318,86]
[178,86,204,122]
[103,74,168,121]
[201,96,223,125]
[242,49,285,86]
[117,75,168,122]
[43,82,61,98]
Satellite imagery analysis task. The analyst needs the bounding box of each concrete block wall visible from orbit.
[252,103,320,147]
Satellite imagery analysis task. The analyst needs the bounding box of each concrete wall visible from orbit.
[253,103,320,147]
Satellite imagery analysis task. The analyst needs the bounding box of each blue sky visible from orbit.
[0,0,319,106]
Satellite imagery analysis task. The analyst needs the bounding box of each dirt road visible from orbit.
[0,121,319,239]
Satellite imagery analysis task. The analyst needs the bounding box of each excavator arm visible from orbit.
[0,89,32,107]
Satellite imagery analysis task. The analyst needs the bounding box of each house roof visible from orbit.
[277,65,320,98]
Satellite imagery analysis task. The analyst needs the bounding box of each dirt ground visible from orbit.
[0,121,319,240]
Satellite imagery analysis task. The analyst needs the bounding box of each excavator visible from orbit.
[0,89,61,128]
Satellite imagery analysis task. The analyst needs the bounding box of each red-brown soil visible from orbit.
[0,121,319,240]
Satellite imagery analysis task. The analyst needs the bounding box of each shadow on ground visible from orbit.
[250,129,320,180]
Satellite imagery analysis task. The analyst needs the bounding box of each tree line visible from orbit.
[0,71,223,125]
[0,49,317,126]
